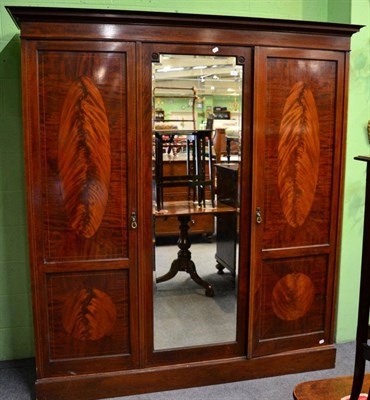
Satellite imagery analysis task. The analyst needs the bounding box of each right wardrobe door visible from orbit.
[250,47,347,357]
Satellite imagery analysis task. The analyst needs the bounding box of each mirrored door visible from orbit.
[141,44,252,364]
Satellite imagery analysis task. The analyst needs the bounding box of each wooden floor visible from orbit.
[294,374,370,399]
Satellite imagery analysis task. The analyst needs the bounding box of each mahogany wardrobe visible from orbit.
[7,6,361,400]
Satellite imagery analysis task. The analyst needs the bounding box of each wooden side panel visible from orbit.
[251,48,345,356]
[23,41,138,377]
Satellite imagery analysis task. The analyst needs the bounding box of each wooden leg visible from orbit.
[155,135,164,210]
[156,215,214,297]
[216,263,225,275]
[350,349,366,399]
[156,261,179,283]
[350,158,370,400]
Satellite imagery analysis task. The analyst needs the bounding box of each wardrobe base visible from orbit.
[36,346,336,400]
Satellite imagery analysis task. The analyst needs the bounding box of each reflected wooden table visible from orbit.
[154,200,237,297]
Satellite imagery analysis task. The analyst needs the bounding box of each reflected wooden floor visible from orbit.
[293,373,370,399]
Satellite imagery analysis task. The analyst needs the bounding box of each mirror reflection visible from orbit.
[152,54,242,350]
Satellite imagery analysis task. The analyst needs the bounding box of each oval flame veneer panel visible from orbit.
[278,81,320,228]
[62,288,117,341]
[272,273,315,321]
[58,76,111,238]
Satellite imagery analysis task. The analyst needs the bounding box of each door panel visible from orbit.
[251,48,345,356]
[262,57,336,249]
[24,41,138,376]
[140,43,252,366]
[257,254,328,354]
[47,270,131,360]
[38,47,130,262]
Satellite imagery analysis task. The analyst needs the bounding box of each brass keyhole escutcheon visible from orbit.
[131,211,138,229]
[256,207,262,224]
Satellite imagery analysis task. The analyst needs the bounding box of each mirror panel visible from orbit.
[152,54,243,350]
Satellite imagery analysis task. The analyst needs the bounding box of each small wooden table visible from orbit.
[293,374,370,400]
[154,200,237,297]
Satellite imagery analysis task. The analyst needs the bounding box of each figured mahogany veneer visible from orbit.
[59,75,111,239]
[278,81,320,228]
[6,6,361,400]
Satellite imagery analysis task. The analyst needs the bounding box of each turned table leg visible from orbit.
[156,215,214,297]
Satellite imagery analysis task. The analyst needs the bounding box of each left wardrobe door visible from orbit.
[22,41,139,377]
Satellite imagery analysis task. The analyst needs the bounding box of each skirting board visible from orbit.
[0,358,35,369]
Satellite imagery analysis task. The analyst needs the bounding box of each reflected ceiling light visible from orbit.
[193,65,208,70]
[157,66,185,72]
[97,66,107,80]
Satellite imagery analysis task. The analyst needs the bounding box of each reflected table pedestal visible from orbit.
[156,215,214,297]
[155,201,237,297]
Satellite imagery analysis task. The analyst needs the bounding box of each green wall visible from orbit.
[336,0,370,342]
[327,0,351,23]
[0,0,368,361]
[0,4,33,360]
